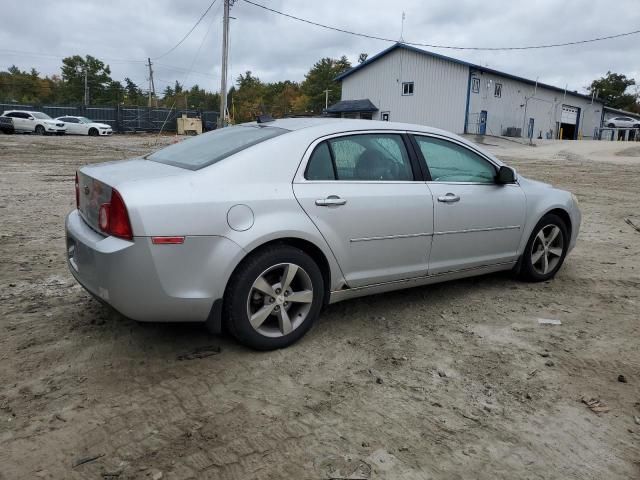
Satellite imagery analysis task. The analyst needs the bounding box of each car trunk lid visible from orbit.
[77,158,186,233]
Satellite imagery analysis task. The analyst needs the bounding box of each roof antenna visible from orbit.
[399,12,406,43]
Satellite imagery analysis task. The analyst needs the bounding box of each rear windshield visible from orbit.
[147,125,288,170]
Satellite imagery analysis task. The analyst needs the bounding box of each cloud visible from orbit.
[1,0,639,94]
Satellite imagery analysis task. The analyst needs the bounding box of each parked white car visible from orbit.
[55,116,113,136]
[605,116,640,128]
[1,110,67,135]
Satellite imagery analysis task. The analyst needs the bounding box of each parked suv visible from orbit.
[0,116,14,134]
[1,110,66,135]
[606,116,640,128]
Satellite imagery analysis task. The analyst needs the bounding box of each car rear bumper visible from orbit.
[65,210,244,322]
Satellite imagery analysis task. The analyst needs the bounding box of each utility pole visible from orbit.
[147,57,156,108]
[324,89,330,110]
[219,0,233,127]
[83,68,88,106]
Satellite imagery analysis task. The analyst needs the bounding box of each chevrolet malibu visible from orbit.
[66,118,581,350]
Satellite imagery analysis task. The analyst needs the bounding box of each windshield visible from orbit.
[148,125,288,170]
[79,117,92,124]
[32,112,52,120]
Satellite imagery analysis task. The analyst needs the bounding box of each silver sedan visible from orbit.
[66,118,581,349]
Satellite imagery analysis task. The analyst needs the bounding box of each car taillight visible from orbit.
[98,189,133,240]
[75,172,79,209]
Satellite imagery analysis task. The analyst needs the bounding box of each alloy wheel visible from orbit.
[246,263,314,338]
[530,224,564,275]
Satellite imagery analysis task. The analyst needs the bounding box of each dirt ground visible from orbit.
[0,132,639,480]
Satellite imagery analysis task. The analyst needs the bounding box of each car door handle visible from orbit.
[315,195,347,207]
[437,193,460,203]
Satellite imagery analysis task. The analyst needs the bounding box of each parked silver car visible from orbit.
[66,118,581,349]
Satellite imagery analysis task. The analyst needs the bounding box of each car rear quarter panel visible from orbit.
[117,131,347,291]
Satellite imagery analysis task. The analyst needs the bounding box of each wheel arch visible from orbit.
[545,207,572,239]
[225,236,334,306]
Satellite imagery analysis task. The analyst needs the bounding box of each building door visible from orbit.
[560,105,580,140]
[527,118,535,140]
[479,110,487,135]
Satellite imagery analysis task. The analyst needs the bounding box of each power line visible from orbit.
[241,0,640,51]
[152,0,218,60]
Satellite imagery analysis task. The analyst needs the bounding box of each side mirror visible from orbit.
[496,166,517,184]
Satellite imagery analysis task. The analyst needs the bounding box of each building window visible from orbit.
[471,77,480,93]
[381,112,390,121]
[494,83,502,98]
[402,82,414,96]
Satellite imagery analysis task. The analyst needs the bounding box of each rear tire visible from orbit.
[607,123,615,128]
[519,213,569,282]
[89,128,99,136]
[35,125,45,135]
[224,245,324,350]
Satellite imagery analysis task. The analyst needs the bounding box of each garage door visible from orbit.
[561,105,578,125]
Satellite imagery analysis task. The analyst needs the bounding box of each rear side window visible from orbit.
[148,125,288,170]
[305,142,335,180]
[305,134,414,181]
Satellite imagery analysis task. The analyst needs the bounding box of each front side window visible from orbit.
[471,77,480,93]
[305,133,413,181]
[148,125,288,170]
[494,83,502,98]
[402,82,414,96]
[414,136,496,183]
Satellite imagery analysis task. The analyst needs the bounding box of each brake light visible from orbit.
[98,189,133,240]
[75,172,79,209]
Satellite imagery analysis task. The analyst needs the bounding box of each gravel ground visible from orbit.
[0,133,639,480]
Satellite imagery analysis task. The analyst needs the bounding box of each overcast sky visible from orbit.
[1,0,639,95]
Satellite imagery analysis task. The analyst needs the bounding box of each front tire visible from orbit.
[519,213,569,282]
[224,245,324,350]
[88,128,99,136]
[35,125,45,135]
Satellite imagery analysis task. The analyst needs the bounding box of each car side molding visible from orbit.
[329,261,516,304]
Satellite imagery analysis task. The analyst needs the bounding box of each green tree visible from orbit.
[60,54,113,104]
[301,56,351,113]
[123,77,143,105]
[588,72,638,111]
